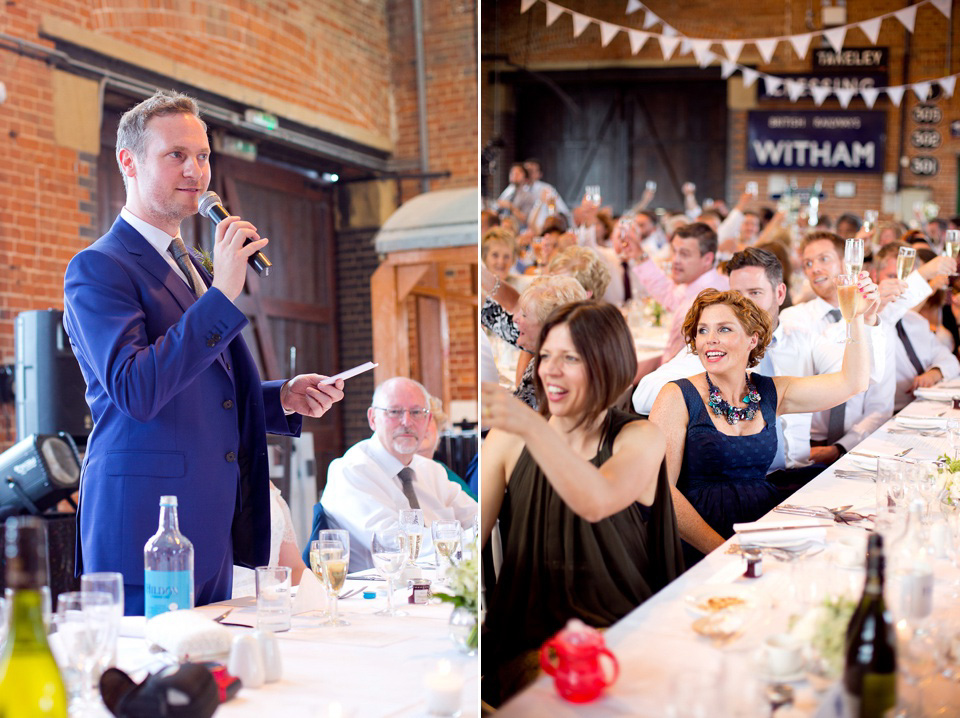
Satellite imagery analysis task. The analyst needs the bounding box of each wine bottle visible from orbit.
[144,495,194,619]
[843,533,897,718]
[0,516,68,717]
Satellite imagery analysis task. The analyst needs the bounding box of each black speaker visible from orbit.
[15,309,92,443]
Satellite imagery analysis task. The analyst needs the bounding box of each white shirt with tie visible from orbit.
[120,207,206,293]
[894,310,960,411]
[321,434,478,572]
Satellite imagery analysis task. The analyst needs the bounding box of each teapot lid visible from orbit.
[552,619,605,651]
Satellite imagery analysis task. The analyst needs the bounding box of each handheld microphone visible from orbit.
[197,191,271,276]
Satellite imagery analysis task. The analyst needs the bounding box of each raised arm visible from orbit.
[648,382,726,554]
[480,382,663,522]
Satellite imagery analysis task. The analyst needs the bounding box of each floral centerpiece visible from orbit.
[789,595,857,679]
[644,300,665,327]
[433,541,479,653]
[936,454,960,508]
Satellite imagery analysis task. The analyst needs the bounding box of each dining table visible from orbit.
[112,569,478,717]
[496,390,960,717]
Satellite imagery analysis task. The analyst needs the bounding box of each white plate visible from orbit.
[754,664,806,683]
[738,534,822,550]
[684,584,754,617]
[894,415,945,430]
[848,454,880,471]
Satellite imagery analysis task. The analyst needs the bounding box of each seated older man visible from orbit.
[320,377,477,571]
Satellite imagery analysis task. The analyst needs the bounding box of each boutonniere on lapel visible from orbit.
[193,247,214,276]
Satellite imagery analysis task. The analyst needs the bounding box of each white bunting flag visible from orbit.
[835,87,856,108]
[894,5,917,32]
[658,33,681,59]
[628,30,650,54]
[741,67,760,88]
[625,0,644,15]
[860,87,880,108]
[810,85,832,106]
[939,75,956,98]
[662,25,677,37]
[720,59,737,79]
[786,80,805,102]
[545,1,564,26]
[599,21,620,47]
[691,39,712,66]
[643,9,659,29]
[722,40,744,64]
[755,38,778,64]
[858,17,882,45]
[679,38,692,56]
[931,0,951,18]
[571,12,591,37]
[788,33,813,60]
[762,75,783,95]
[912,81,932,101]
[698,50,716,68]
[823,26,846,53]
[885,85,905,107]
[520,0,537,14]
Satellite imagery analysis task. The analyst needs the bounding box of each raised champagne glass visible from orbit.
[844,238,864,278]
[863,209,878,234]
[317,530,349,627]
[897,246,916,281]
[371,528,408,617]
[944,229,960,277]
[398,509,424,566]
[835,273,859,344]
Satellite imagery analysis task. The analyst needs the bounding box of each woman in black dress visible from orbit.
[481,301,683,705]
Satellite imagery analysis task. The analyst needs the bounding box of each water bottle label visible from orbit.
[144,570,192,618]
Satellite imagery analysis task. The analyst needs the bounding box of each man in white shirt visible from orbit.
[497,163,536,230]
[523,158,573,231]
[633,247,885,472]
[321,377,477,571]
[618,222,729,364]
[873,243,960,411]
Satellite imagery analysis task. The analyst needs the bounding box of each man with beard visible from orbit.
[320,377,477,571]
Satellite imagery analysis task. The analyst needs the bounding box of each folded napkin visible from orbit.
[732,518,828,547]
[894,414,947,430]
[291,568,328,615]
[914,387,960,401]
[145,610,232,661]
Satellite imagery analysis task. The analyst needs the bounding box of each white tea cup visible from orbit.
[763,633,803,676]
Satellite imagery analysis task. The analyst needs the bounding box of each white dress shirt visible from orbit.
[321,434,478,572]
[120,206,205,292]
[894,310,960,411]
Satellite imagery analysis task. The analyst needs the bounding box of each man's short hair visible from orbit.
[637,210,657,225]
[541,215,567,235]
[875,241,909,265]
[523,158,541,170]
[674,222,718,258]
[371,377,429,410]
[116,90,206,185]
[837,213,863,232]
[725,247,783,287]
[928,218,948,233]
[801,230,844,258]
[510,162,529,180]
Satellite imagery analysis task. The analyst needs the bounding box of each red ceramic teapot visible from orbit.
[539,619,619,703]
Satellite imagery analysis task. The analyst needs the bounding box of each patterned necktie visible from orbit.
[168,237,204,298]
[398,467,421,510]
[825,308,846,444]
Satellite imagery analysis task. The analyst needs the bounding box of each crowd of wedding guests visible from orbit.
[479,162,960,705]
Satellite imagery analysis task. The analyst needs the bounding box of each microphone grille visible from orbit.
[197,191,221,217]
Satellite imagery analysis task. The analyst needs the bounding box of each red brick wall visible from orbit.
[482,0,959,218]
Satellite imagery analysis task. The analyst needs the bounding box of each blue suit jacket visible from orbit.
[63,216,301,587]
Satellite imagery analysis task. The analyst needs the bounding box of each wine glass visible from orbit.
[371,528,408,617]
[897,246,917,280]
[399,509,424,565]
[843,238,864,278]
[80,572,123,674]
[584,185,601,208]
[863,209,879,233]
[317,530,349,627]
[54,591,113,713]
[431,519,462,581]
[834,273,859,344]
[944,229,960,277]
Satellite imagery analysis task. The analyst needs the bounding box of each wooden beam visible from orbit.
[397,265,429,302]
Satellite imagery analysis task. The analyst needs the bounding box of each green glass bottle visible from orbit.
[0,516,68,717]
[842,533,897,718]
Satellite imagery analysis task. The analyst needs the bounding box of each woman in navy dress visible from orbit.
[649,283,879,562]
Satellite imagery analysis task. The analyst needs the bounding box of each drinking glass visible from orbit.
[645,180,657,192]
[371,528,408,617]
[255,566,292,632]
[399,509,425,565]
[584,185,601,208]
[863,209,879,233]
[80,572,123,675]
[317,529,350,627]
[844,238,864,278]
[54,591,113,712]
[897,246,917,280]
[944,229,960,276]
[910,461,941,520]
[431,519,462,579]
[877,456,912,515]
[745,180,758,197]
[834,273,859,343]
[948,419,960,461]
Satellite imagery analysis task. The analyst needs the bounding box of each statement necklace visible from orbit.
[705,372,761,425]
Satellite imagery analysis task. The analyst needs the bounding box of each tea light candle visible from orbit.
[424,660,463,716]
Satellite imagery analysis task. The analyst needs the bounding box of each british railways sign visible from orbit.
[746,111,886,173]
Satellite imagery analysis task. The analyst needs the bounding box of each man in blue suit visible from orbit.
[63,91,344,614]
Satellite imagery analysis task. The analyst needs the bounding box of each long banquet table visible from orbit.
[115,572,479,717]
[497,393,960,717]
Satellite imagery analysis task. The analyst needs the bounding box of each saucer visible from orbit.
[754,662,806,683]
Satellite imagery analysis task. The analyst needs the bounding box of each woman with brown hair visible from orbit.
[649,284,878,562]
[481,301,683,704]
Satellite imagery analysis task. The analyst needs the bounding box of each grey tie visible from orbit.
[168,238,204,298]
[825,308,846,444]
[398,467,421,510]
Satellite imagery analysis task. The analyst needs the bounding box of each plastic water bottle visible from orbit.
[143,495,194,618]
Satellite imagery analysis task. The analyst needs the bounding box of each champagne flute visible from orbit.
[863,209,879,233]
[844,238,864,278]
[371,528,408,617]
[79,572,123,675]
[897,246,917,280]
[835,273,860,344]
[944,229,960,277]
[431,519,462,581]
[317,529,349,627]
[54,591,113,712]
[584,185,601,208]
[399,509,424,565]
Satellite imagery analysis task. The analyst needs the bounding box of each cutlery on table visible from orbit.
[340,585,369,599]
[212,608,233,623]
